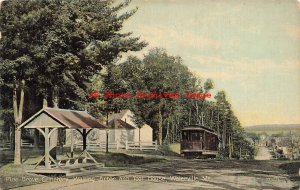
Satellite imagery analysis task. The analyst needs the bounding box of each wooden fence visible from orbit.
[0,139,34,149]
[1,139,158,151]
[75,140,158,151]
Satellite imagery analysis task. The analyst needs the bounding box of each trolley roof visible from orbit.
[181,125,218,135]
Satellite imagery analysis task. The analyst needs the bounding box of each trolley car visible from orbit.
[180,125,219,158]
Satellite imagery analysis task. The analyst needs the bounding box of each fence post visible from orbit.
[125,140,128,150]
[116,139,119,150]
[139,141,142,151]
[155,140,158,151]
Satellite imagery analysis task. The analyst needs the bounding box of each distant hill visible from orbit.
[245,124,300,134]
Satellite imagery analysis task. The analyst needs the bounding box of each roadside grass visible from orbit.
[0,163,49,190]
[91,152,164,167]
[105,149,164,156]
[102,143,181,157]
[168,143,181,154]
[0,149,61,189]
[0,143,177,189]
[158,143,181,156]
[279,161,300,185]
[0,150,14,166]
[0,148,163,189]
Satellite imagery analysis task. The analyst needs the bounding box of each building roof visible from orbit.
[18,107,108,129]
[107,109,130,121]
[108,118,136,130]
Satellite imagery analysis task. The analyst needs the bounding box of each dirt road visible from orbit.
[255,146,273,160]
[11,158,299,190]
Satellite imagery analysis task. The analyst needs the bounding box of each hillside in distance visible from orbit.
[245,124,300,135]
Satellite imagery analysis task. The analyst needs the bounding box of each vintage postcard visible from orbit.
[0,0,299,189]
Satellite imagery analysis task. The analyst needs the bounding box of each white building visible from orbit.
[105,109,153,145]
[65,109,153,146]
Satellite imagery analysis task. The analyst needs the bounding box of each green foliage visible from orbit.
[0,0,146,139]
[0,0,146,106]
[0,0,253,159]
[110,48,254,158]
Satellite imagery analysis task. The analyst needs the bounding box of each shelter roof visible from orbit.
[18,107,108,129]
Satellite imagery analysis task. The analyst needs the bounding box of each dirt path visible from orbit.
[255,146,273,160]
[10,159,299,190]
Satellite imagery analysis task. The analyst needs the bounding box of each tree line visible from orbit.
[0,0,254,161]
[93,48,254,159]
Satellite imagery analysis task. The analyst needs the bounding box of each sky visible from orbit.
[121,0,300,126]
[0,0,299,126]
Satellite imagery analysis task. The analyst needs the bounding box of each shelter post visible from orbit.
[106,129,109,153]
[82,129,87,151]
[70,129,74,158]
[44,128,50,169]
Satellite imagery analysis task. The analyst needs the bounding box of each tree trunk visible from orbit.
[195,101,200,124]
[228,134,232,159]
[13,80,25,165]
[188,108,191,125]
[138,127,141,146]
[18,80,25,123]
[12,84,18,151]
[222,124,226,158]
[217,114,220,137]
[171,118,175,143]
[158,108,163,145]
[14,129,21,165]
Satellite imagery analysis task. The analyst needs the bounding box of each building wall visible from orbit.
[122,110,153,142]
[121,110,136,127]
[65,110,153,145]
[65,129,134,145]
[134,124,153,142]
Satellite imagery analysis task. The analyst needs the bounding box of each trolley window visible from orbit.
[182,131,203,141]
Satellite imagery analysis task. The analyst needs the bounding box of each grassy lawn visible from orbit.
[168,143,180,154]
[99,143,181,157]
[279,161,300,185]
[91,152,164,167]
[0,148,163,189]
[0,163,50,190]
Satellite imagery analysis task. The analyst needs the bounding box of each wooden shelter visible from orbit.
[17,107,107,175]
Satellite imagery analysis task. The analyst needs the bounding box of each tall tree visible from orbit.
[0,0,146,164]
[119,49,194,144]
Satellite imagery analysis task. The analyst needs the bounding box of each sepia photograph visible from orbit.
[0,0,300,189]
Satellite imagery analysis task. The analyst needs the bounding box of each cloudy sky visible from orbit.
[0,0,299,126]
[122,0,300,126]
